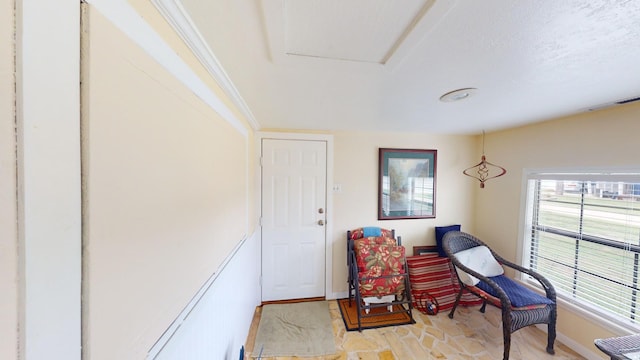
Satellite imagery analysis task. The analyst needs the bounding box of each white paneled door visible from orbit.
[261,139,327,301]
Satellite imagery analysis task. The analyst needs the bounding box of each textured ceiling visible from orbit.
[177,0,640,134]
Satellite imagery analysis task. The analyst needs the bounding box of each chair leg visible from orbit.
[546,327,556,354]
[501,310,511,360]
[356,298,363,332]
[348,264,356,307]
[354,285,363,331]
[448,287,464,319]
[479,301,487,313]
[403,276,415,323]
[547,309,557,354]
[502,331,511,360]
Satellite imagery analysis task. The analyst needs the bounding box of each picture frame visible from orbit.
[412,245,439,256]
[378,148,437,220]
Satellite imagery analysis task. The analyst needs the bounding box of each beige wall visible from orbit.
[475,101,640,355]
[82,6,252,359]
[0,0,17,359]
[330,131,477,294]
[127,0,260,235]
[5,1,632,358]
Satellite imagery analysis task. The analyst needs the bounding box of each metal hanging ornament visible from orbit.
[463,131,506,188]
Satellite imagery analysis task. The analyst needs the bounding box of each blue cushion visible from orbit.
[477,274,555,307]
[435,225,461,257]
[363,227,382,237]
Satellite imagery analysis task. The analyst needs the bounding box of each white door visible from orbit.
[261,139,327,301]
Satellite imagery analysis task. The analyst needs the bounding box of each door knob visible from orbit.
[317,220,325,226]
[318,208,324,214]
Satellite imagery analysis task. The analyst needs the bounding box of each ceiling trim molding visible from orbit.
[151,0,261,131]
[382,0,457,70]
[85,0,249,137]
[260,0,384,71]
[260,0,457,72]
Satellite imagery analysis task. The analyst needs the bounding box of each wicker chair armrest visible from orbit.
[493,255,556,301]
[443,231,556,303]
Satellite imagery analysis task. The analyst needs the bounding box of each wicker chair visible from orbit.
[442,231,557,360]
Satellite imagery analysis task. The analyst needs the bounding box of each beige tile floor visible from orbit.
[245,300,585,360]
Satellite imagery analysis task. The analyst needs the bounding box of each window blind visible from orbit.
[523,175,640,328]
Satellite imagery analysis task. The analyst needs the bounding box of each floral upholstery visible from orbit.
[353,236,398,251]
[346,227,415,330]
[355,243,405,272]
[348,227,394,240]
[355,244,406,297]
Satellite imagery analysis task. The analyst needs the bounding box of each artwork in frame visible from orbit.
[378,148,437,220]
[413,245,439,256]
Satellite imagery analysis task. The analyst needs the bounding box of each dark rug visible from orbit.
[337,298,414,331]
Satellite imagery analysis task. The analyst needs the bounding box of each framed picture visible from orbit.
[378,148,437,220]
[413,245,439,256]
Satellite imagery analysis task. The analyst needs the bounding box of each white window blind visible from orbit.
[523,173,640,328]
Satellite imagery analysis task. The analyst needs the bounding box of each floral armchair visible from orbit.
[346,227,414,330]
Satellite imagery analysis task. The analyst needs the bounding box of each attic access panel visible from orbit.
[283,0,436,64]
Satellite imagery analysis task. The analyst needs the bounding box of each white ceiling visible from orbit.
[176,0,640,134]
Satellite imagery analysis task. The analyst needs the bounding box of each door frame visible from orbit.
[257,132,334,300]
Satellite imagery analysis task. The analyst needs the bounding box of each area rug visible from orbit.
[252,301,336,357]
[337,298,414,331]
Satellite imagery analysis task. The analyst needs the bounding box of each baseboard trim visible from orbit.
[330,291,349,300]
[261,297,325,306]
[534,324,602,360]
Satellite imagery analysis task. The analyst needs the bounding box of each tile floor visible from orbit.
[245,300,585,360]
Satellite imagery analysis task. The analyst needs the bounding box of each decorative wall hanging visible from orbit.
[378,148,437,220]
[463,131,506,188]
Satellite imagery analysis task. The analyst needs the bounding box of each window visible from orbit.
[522,170,640,329]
